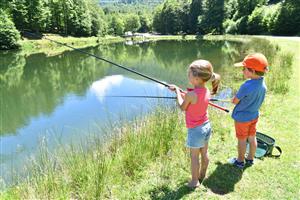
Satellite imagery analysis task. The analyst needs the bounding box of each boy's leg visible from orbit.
[199,143,209,181]
[246,136,257,160]
[235,121,249,162]
[189,148,201,187]
[246,118,258,160]
[237,138,247,162]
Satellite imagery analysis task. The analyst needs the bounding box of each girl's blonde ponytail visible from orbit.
[211,72,220,95]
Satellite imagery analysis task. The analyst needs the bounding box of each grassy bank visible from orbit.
[17,34,253,56]
[1,36,299,199]
[19,34,125,55]
[18,34,195,56]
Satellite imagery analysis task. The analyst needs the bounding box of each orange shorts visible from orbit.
[234,118,258,140]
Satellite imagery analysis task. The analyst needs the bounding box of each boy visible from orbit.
[229,53,268,168]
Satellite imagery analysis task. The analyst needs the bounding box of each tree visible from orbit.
[0,9,21,50]
[273,0,300,35]
[65,0,92,36]
[198,0,225,34]
[138,14,151,32]
[153,5,164,33]
[88,0,107,36]
[189,0,202,33]
[180,1,190,33]
[48,0,65,33]
[160,0,182,34]
[10,0,28,31]
[25,0,51,32]
[109,15,125,35]
[234,0,267,20]
[153,0,186,34]
[224,0,237,20]
[247,6,267,34]
[124,13,141,32]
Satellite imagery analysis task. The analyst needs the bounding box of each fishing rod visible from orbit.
[23,31,230,113]
[105,95,231,102]
[106,95,176,99]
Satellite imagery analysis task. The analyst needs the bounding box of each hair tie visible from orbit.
[210,73,216,81]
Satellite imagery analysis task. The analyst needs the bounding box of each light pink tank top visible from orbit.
[185,87,210,128]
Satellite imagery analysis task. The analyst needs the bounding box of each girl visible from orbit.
[169,60,220,188]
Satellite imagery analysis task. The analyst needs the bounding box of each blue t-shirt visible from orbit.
[232,77,267,122]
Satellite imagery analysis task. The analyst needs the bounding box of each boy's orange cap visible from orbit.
[234,53,269,72]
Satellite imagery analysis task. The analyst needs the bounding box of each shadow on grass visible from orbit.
[202,161,249,195]
[149,181,194,200]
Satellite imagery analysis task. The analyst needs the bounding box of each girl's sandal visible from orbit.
[198,174,206,184]
[187,181,200,189]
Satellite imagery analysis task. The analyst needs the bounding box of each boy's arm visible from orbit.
[233,84,247,105]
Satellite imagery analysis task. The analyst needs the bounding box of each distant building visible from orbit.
[124,31,133,37]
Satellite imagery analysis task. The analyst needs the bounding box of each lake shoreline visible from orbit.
[19,34,125,56]
[18,34,197,55]
[18,34,300,56]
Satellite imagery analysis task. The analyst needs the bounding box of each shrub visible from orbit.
[261,4,281,34]
[247,6,267,34]
[223,19,238,34]
[0,10,21,50]
[124,14,141,32]
[109,16,125,36]
[235,16,248,34]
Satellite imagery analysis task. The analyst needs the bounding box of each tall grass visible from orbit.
[219,37,295,95]
[266,52,294,94]
[1,106,184,199]
[246,38,295,94]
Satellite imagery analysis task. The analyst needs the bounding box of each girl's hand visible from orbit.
[168,84,178,92]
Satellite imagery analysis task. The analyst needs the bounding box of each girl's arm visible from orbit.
[175,87,192,111]
[168,85,191,110]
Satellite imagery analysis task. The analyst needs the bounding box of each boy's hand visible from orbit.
[232,96,240,105]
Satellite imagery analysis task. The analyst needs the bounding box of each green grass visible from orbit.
[20,34,125,55]
[1,36,299,199]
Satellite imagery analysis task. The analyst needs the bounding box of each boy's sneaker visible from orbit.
[245,158,254,166]
[228,158,245,169]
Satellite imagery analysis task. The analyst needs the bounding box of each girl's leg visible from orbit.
[237,138,247,162]
[199,143,209,181]
[246,136,257,160]
[188,148,201,187]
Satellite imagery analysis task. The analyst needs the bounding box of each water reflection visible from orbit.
[0,38,278,136]
[0,75,172,183]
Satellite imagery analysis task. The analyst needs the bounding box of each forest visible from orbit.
[0,0,299,50]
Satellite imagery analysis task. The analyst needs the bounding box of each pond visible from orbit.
[0,38,277,184]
